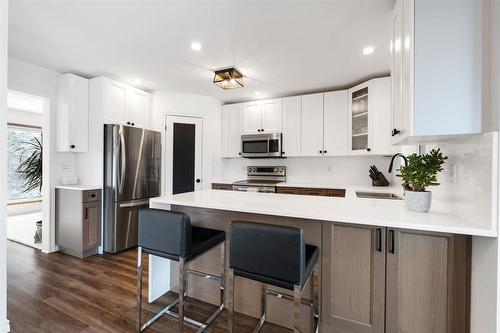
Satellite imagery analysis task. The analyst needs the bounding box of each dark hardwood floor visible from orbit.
[7,241,288,333]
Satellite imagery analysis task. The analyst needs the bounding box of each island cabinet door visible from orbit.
[322,223,386,333]
[385,229,471,333]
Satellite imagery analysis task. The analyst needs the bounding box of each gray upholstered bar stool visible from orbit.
[228,221,320,333]
[136,208,225,333]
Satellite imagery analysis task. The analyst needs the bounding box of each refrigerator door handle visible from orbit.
[119,128,126,194]
[119,200,150,208]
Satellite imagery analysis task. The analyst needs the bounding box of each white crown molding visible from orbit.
[0,319,10,333]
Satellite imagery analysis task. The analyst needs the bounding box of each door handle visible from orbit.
[84,207,88,220]
[388,229,396,254]
[119,200,149,208]
[376,228,382,252]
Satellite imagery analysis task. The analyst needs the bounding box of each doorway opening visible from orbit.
[6,90,48,251]
[164,115,203,195]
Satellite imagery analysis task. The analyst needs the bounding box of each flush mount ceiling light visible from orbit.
[213,67,244,90]
[362,46,375,55]
[191,41,202,51]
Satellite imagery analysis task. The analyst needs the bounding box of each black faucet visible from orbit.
[388,153,408,173]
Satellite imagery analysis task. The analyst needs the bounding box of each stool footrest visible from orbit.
[140,297,224,333]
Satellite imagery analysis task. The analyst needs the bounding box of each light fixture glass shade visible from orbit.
[213,67,244,90]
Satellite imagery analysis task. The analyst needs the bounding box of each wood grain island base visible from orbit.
[148,203,471,333]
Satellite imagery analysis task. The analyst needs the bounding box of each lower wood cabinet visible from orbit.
[322,223,385,332]
[385,229,471,333]
[56,188,102,258]
[322,223,471,333]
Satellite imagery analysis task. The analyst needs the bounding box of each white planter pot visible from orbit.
[405,190,432,213]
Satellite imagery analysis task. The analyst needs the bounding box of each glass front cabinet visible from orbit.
[348,81,373,154]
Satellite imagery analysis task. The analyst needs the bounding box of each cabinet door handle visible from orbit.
[84,207,88,220]
[366,148,371,152]
[324,150,328,154]
[376,228,382,252]
[319,150,323,154]
[388,229,395,254]
[70,145,76,149]
[392,128,401,137]
[127,122,131,125]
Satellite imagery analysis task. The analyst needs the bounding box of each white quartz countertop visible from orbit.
[54,185,102,191]
[150,189,497,237]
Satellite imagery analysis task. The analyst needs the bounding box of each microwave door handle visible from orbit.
[267,138,271,156]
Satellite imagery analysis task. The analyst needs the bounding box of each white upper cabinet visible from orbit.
[221,104,242,158]
[240,99,283,134]
[129,88,150,128]
[242,101,262,134]
[323,91,348,156]
[56,73,89,152]
[261,99,283,132]
[371,77,394,155]
[301,93,324,156]
[89,77,151,129]
[348,78,393,155]
[282,96,302,157]
[107,80,128,125]
[392,0,484,144]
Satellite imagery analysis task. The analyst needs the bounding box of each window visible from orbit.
[7,125,43,201]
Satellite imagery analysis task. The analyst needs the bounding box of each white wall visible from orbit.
[221,155,393,186]
[151,91,222,194]
[6,108,42,127]
[8,58,77,253]
[0,1,9,332]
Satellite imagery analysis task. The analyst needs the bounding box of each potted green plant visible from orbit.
[15,134,43,242]
[396,148,447,212]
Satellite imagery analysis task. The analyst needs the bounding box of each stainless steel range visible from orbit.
[232,166,286,193]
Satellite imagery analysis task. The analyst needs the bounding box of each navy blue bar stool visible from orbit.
[136,208,225,333]
[228,221,320,333]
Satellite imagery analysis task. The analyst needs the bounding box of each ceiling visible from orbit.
[8,0,393,103]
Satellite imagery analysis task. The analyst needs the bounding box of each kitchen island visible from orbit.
[148,189,497,332]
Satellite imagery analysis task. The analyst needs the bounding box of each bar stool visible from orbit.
[136,208,225,333]
[228,221,320,333]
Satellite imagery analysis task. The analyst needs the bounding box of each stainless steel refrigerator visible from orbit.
[103,124,161,253]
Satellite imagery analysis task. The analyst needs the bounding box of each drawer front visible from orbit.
[328,189,346,197]
[276,187,302,195]
[83,190,101,203]
[301,188,331,196]
[212,183,233,190]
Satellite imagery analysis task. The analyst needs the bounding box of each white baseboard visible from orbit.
[0,319,10,333]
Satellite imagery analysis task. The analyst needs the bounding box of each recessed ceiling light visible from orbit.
[362,46,375,55]
[255,92,262,97]
[132,78,142,85]
[191,42,203,51]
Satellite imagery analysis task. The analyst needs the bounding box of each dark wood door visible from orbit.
[83,201,101,251]
[385,229,471,333]
[322,223,386,332]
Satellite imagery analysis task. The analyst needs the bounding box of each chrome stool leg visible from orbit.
[293,285,301,333]
[228,268,235,333]
[179,257,186,333]
[136,247,143,333]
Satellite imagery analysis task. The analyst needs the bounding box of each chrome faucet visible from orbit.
[388,153,408,173]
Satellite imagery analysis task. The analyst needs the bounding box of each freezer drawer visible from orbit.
[112,199,149,252]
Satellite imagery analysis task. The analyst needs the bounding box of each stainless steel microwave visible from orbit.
[241,133,282,158]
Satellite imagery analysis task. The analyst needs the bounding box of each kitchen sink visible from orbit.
[356,191,403,200]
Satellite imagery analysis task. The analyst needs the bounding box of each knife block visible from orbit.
[372,173,390,187]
